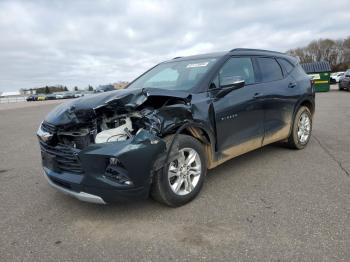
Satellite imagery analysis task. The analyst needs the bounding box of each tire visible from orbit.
[287,106,312,149]
[151,134,207,207]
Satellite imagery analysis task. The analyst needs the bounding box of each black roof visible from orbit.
[230,48,285,55]
[169,51,227,61]
[168,48,296,64]
[301,61,331,73]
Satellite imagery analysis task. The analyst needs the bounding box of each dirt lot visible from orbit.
[0,90,349,262]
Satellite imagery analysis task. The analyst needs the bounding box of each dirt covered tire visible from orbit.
[287,106,312,149]
[151,135,207,207]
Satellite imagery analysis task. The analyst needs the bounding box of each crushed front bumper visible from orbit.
[43,167,152,203]
[44,172,106,204]
[40,130,167,203]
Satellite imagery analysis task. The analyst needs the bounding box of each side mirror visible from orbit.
[215,77,245,98]
[220,76,244,88]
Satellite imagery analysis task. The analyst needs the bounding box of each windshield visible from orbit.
[128,58,217,91]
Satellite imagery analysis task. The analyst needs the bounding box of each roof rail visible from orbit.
[172,56,183,60]
[230,48,285,54]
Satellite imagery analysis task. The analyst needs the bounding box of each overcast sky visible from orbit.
[0,0,349,92]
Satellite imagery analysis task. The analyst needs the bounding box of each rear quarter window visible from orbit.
[277,58,295,75]
[257,57,283,82]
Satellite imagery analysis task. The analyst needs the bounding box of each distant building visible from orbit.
[0,91,21,97]
[113,81,129,90]
[21,88,38,95]
[0,91,26,103]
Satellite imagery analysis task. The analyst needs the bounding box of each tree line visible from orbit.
[31,85,68,94]
[287,36,350,71]
[23,85,94,94]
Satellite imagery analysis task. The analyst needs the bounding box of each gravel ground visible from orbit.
[0,89,349,262]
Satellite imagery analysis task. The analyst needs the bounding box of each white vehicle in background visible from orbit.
[330,72,345,83]
[73,92,84,98]
[55,93,64,99]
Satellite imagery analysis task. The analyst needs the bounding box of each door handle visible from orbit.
[253,92,263,98]
[288,82,297,88]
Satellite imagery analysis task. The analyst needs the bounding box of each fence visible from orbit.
[0,96,27,103]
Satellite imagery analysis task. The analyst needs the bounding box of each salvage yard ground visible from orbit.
[0,87,349,261]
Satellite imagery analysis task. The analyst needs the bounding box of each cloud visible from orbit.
[0,0,349,91]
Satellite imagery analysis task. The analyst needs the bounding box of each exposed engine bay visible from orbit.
[56,111,151,149]
[56,115,134,149]
[42,88,194,150]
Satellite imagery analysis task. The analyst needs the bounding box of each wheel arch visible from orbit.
[299,99,315,116]
[287,97,314,138]
[179,124,216,169]
[293,94,315,116]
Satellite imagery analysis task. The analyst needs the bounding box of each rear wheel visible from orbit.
[287,106,312,149]
[151,135,207,207]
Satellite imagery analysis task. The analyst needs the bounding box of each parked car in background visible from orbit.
[339,69,350,91]
[62,92,75,99]
[73,92,84,98]
[26,94,38,101]
[37,94,46,101]
[330,72,345,83]
[37,48,315,206]
[45,94,57,100]
[54,93,64,99]
[95,84,115,93]
[82,91,94,96]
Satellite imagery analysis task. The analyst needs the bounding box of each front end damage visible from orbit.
[37,88,196,203]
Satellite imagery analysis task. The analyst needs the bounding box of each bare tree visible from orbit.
[287,36,350,71]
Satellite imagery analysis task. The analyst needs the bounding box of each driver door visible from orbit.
[211,56,264,154]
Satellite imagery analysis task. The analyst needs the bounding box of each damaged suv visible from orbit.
[37,48,315,206]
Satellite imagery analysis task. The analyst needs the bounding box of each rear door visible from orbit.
[212,56,264,152]
[254,57,298,145]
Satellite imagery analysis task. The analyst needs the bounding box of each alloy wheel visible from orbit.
[167,148,202,196]
[297,112,311,144]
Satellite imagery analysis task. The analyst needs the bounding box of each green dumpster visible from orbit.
[301,61,331,92]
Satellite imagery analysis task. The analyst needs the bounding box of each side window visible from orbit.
[257,57,283,82]
[219,57,255,85]
[277,58,294,75]
[296,64,308,76]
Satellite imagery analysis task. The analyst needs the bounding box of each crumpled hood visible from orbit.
[44,88,191,127]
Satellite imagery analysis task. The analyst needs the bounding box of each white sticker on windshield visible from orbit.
[186,62,209,68]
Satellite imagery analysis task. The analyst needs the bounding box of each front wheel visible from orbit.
[151,135,207,207]
[287,106,312,149]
